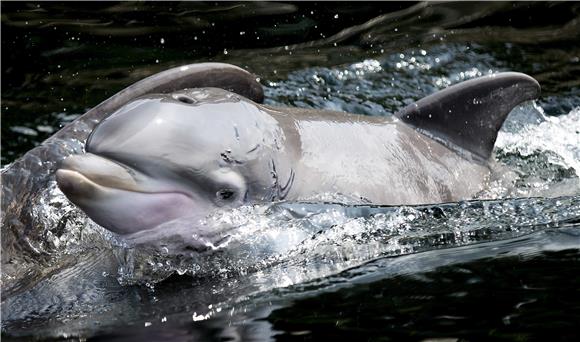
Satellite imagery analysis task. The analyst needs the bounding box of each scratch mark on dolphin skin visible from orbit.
[246,144,260,154]
[269,159,278,201]
[268,159,294,200]
[233,125,240,140]
[221,152,231,163]
[279,168,295,200]
[220,150,243,165]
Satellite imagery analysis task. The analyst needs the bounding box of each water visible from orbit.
[2,2,580,341]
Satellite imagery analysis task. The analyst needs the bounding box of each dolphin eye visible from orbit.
[217,189,236,201]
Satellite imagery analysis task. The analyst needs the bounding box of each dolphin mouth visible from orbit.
[56,154,197,235]
[57,152,142,193]
[55,168,189,201]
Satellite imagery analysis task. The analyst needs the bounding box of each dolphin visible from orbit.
[55,65,540,235]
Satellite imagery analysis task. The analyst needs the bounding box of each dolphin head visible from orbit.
[56,88,293,235]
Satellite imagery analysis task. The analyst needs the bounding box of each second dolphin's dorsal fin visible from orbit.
[395,72,540,160]
[86,63,263,122]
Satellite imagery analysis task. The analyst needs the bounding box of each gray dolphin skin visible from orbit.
[55,64,540,235]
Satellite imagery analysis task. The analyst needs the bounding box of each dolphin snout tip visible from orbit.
[55,169,95,198]
[55,168,74,191]
[56,153,139,192]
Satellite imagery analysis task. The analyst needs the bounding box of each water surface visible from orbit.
[2,2,579,341]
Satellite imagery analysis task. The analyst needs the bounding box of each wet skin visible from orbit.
[56,70,540,235]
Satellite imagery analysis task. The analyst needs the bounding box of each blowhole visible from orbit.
[176,95,195,104]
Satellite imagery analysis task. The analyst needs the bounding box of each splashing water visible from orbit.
[493,107,580,198]
[3,44,579,289]
[2,41,579,339]
[114,195,579,287]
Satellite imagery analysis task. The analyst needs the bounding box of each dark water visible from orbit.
[2,2,580,341]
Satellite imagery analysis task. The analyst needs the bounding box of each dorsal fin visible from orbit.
[395,72,540,160]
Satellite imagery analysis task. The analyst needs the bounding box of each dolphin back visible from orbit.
[395,72,540,160]
[60,63,263,136]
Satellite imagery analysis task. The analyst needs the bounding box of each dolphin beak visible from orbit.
[56,168,104,199]
[57,153,139,192]
[56,153,197,235]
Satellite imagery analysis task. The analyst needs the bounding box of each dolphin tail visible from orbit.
[395,72,541,160]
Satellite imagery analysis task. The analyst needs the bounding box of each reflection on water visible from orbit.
[266,244,580,342]
[1,2,580,341]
